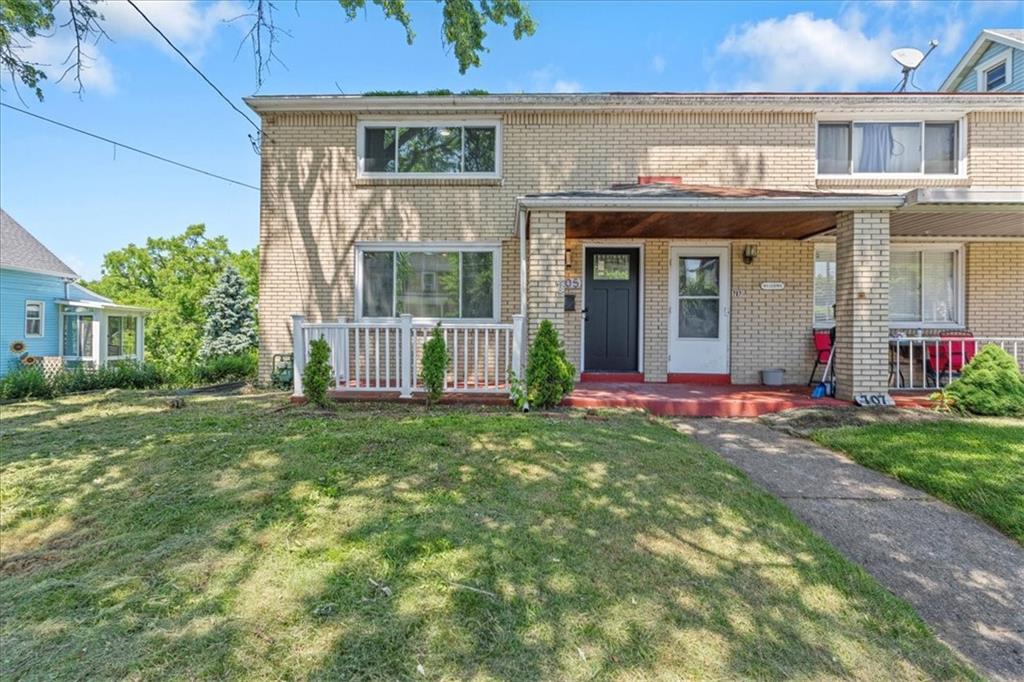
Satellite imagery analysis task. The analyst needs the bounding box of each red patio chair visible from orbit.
[807,329,833,386]
[924,330,976,386]
[939,330,977,372]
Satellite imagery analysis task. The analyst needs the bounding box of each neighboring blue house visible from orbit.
[940,28,1024,92]
[0,210,148,377]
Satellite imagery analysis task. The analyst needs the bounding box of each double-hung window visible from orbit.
[977,52,1011,92]
[812,244,962,327]
[817,119,961,175]
[357,120,500,178]
[25,301,44,337]
[358,245,499,320]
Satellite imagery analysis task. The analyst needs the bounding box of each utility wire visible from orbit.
[126,0,263,139]
[2,103,259,191]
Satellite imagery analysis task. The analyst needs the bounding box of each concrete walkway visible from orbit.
[674,418,1024,682]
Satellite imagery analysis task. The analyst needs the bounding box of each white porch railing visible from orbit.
[889,337,1024,391]
[291,314,525,398]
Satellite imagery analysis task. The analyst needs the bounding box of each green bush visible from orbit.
[303,337,332,407]
[1,361,162,402]
[195,351,258,384]
[0,366,52,400]
[940,344,1024,417]
[421,323,449,405]
[525,320,575,409]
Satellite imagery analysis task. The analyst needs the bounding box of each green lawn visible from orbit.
[812,419,1024,544]
[1,392,974,680]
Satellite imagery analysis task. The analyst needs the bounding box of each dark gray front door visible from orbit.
[584,248,639,372]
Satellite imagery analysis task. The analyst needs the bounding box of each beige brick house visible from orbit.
[245,93,1024,401]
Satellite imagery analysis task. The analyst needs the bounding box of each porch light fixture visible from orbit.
[742,244,758,265]
[565,248,572,267]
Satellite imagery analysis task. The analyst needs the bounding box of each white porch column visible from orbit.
[834,211,891,401]
[291,314,305,398]
[526,210,566,346]
[135,316,145,361]
[95,314,107,368]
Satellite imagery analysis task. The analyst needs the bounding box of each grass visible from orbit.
[812,418,1024,544]
[0,392,975,680]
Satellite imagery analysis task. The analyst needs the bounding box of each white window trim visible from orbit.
[105,314,139,360]
[356,118,502,180]
[815,115,967,179]
[812,244,837,329]
[354,242,501,323]
[976,51,1012,92]
[811,243,965,329]
[889,243,966,329]
[25,300,44,337]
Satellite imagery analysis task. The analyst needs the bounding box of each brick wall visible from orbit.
[966,242,1024,336]
[729,241,816,385]
[256,107,1024,382]
[967,112,1024,187]
[833,212,891,400]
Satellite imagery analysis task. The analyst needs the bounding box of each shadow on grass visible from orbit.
[0,392,973,680]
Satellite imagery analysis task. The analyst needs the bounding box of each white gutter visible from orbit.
[56,299,152,314]
[904,187,1024,206]
[516,195,906,212]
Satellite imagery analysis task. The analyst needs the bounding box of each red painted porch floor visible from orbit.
[564,382,930,417]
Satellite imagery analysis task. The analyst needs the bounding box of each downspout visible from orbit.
[517,203,527,317]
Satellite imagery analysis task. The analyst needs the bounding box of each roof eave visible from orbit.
[0,263,78,279]
[245,92,1024,115]
[56,299,153,314]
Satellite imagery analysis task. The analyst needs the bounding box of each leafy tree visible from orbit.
[199,266,258,360]
[85,224,258,383]
[2,0,535,100]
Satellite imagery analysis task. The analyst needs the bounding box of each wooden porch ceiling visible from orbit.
[564,211,837,240]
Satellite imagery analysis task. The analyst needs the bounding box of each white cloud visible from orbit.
[13,0,241,95]
[524,65,583,93]
[651,55,667,74]
[16,32,116,95]
[96,0,242,59]
[714,12,894,91]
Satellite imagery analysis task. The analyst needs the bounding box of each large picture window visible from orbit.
[106,315,138,358]
[813,244,962,327]
[358,245,499,320]
[358,121,500,177]
[817,120,961,176]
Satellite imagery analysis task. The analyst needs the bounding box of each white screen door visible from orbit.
[668,246,730,374]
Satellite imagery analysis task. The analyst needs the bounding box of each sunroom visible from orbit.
[56,283,149,370]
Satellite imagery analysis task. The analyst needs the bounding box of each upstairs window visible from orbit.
[817,120,960,175]
[984,61,1007,90]
[358,121,500,177]
[25,301,43,337]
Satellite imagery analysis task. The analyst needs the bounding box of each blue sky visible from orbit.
[2,0,1021,279]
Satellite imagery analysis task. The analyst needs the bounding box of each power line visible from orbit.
[126,0,263,141]
[2,103,259,191]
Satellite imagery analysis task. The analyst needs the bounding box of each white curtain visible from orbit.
[854,123,921,173]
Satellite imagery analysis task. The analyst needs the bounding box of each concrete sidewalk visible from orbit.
[674,418,1024,682]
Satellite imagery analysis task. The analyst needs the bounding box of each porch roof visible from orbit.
[518,183,905,212]
[521,183,1024,240]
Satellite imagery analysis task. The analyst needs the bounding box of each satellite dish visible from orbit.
[891,41,939,92]
[891,48,925,70]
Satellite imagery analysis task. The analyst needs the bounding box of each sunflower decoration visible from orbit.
[21,355,37,366]
[9,340,26,354]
